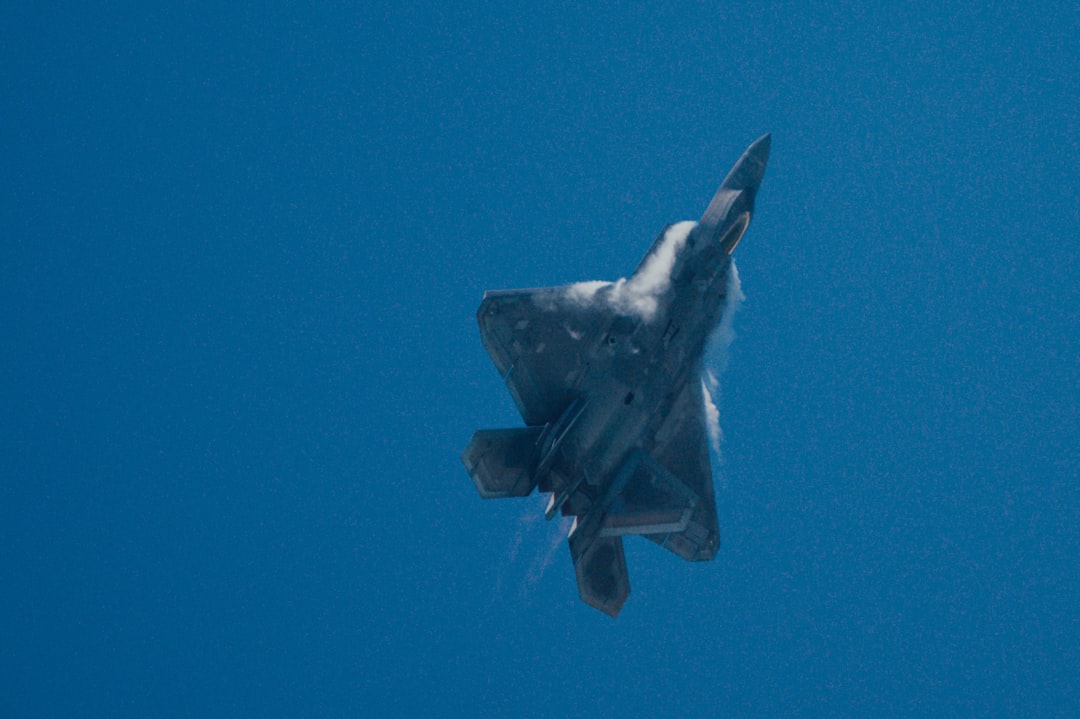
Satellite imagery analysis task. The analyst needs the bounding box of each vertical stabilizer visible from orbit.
[569,533,630,617]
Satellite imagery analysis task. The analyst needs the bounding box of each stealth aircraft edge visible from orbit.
[463,135,771,616]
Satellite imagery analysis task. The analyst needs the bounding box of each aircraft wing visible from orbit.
[477,286,608,426]
[643,375,720,561]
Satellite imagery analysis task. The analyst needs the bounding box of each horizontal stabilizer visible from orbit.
[600,451,696,537]
[643,378,721,561]
[461,427,543,499]
[570,533,630,617]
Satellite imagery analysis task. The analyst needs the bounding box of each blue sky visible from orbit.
[2,2,1078,716]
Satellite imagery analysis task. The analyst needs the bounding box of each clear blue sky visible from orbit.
[3,3,1078,716]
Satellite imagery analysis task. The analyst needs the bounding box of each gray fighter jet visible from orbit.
[463,135,771,616]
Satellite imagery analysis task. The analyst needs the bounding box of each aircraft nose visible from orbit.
[719,133,771,193]
[698,134,771,232]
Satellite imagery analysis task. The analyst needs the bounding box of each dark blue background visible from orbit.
[3,3,1077,716]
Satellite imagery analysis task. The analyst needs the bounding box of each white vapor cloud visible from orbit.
[560,221,697,321]
[489,496,572,607]
[521,514,572,597]
[613,220,696,319]
[702,371,722,455]
[565,280,610,305]
[701,261,744,477]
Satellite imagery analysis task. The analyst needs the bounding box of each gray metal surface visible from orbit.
[463,135,771,616]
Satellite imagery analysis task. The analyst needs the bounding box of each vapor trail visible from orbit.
[560,221,698,321]
[702,261,744,479]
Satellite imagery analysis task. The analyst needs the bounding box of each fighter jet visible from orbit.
[462,135,770,616]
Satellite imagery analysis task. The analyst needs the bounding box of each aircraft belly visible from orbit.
[567,385,653,484]
[465,134,770,616]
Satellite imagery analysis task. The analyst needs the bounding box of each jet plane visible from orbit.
[462,135,771,616]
